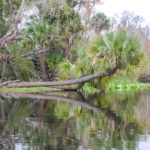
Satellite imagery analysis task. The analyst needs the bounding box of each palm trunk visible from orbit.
[36,45,48,81]
[64,39,72,61]
[0,66,118,90]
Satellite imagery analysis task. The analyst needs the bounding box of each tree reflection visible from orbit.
[0,90,147,150]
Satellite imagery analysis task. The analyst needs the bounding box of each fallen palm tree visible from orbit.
[0,66,117,90]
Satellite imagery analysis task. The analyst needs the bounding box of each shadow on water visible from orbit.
[0,90,149,150]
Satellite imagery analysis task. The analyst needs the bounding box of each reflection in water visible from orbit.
[0,90,149,149]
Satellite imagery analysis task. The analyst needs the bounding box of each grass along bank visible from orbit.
[108,80,150,90]
[0,87,60,93]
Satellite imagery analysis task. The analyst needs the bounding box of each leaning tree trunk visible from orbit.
[0,66,118,90]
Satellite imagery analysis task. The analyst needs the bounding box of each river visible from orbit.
[0,90,149,150]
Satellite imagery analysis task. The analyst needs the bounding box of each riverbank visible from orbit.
[0,81,150,94]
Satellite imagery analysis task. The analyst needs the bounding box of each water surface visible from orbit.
[0,90,150,150]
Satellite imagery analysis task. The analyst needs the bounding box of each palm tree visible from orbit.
[90,12,110,33]
[24,22,55,81]
[89,29,142,72]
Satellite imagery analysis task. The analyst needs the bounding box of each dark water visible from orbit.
[0,90,150,150]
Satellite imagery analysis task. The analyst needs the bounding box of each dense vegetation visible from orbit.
[0,0,150,91]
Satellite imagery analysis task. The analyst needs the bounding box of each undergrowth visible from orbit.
[108,80,150,90]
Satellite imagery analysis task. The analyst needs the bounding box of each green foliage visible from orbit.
[46,53,63,71]
[89,29,142,72]
[24,21,56,47]
[42,0,83,37]
[10,41,38,80]
[71,44,94,75]
[0,41,38,81]
[82,83,100,94]
[90,12,110,33]
[57,44,94,80]
[108,80,150,90]
[57,59,83,79]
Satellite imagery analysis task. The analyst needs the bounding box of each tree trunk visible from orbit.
[36,45,48,81]
[64,39,72,61]
[0,66,118,89]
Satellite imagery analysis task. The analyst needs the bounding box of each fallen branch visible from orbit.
[51,83,84,91]
[0,66,117,90]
